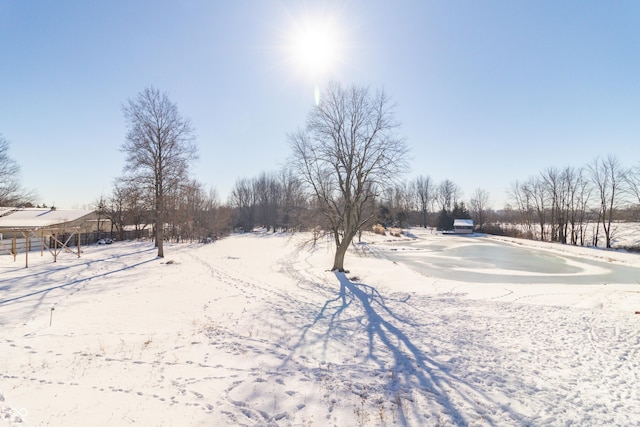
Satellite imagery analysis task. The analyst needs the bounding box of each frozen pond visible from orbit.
[376,235,640,284]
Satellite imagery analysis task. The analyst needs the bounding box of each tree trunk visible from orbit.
[332,227,358,272]
[156,226,164,257]
[332,240,349,272]
[156,199,165,258]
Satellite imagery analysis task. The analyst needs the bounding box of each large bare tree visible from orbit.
[290,82,409,272]
[121,87,197,257]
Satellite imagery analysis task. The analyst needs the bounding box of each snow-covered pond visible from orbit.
[375,234,640,284]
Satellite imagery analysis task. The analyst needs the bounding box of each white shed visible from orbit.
[0,207,104,259]
[0,207,98,234]
[453,219,474,234]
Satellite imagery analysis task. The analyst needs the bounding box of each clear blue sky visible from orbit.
[1,1,639,209]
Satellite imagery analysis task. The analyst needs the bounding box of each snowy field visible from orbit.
[1,229,639,426]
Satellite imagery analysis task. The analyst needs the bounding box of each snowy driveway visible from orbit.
[374,234,640,285]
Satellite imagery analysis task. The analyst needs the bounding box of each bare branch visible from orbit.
[121,87,197,256]
[289,82,409,271]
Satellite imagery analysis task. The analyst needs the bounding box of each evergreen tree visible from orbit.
[452,202,471,220]
[436,208,453,230]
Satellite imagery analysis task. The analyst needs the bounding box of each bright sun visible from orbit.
[284,12,345,81]
[292,25,338,76]
[280,8,348,104]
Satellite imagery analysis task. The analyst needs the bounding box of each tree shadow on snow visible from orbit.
[0,258,157,306]
[289,272,530,426]
[0,254,158,328]
[0,244,157,285]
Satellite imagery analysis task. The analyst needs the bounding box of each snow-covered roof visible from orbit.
[453,219,474,227]
[0,207,95,229]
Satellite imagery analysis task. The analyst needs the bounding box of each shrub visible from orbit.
[372,224,386,236]
[389,227,402,237]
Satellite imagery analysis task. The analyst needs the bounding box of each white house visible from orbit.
[453,219,474,234]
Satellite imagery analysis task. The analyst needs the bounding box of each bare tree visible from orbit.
[525,177,548,241]
[393,181,414,227]
[254,172,282,232]
[200,186,232,239]
[379,182,412,227]
[230,170,306,233]
[278,168,306,231]
[412,175,435,228]
[107,182,128,241]
[541,167,567,243]
[588,155,626,249]
[121,178,152,239]
[93,195,109,238]
[568,167,591,246]
[436,179,461,212]
[290,82,408,272]
[121,87,197,257]
[0,134,34,206]
[510,177,547,240]
[550,165,591,246]
[625,162,640,207]
[509,180,535,237]
[469,188,491,231]
[166,179,207,242]
[230,177,258,231]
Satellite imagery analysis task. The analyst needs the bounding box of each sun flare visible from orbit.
[279,7,350,105]
[285,13,345,80]
[292,24,338,75]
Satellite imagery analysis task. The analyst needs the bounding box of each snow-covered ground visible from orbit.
[1,229,639,426]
